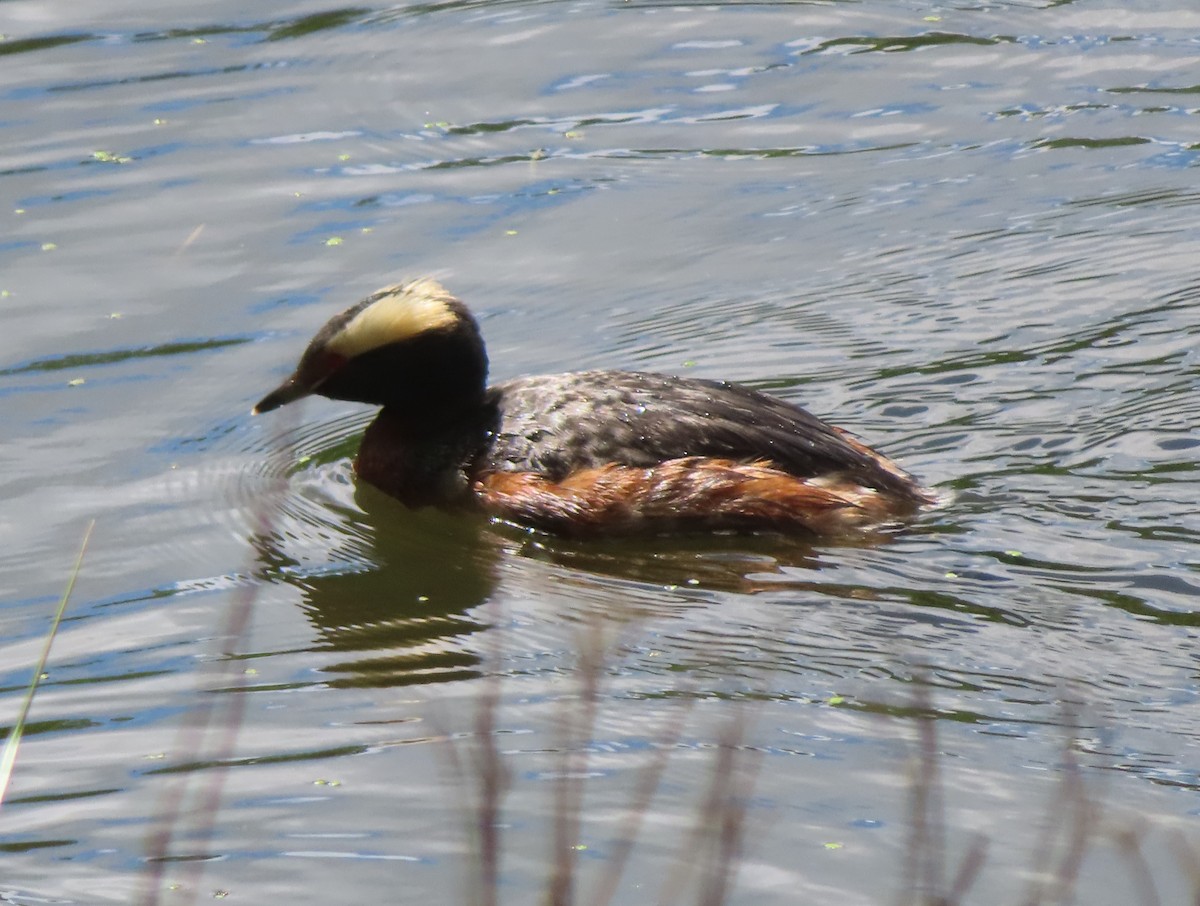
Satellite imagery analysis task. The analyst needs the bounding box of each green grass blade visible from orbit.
[0,519,95,808]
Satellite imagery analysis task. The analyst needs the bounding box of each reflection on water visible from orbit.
[4,0,1200,902]
[288,497,496,688]
[506,528,825,593]
[260,453,843,689]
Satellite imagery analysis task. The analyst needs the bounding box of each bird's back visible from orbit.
[479,370,925,502]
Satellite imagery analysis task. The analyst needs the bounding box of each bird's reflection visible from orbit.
[252,478,914,689]
[293,486,499,688]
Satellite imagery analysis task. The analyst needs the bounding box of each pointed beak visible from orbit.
[251,375,311,415]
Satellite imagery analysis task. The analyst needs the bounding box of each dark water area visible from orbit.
[2,1,1200,902]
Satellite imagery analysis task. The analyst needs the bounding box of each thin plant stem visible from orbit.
[916,700,945,905]
[586,699,693,906]
[1111,823,1162,906]
[140,418,293,905]
[897,680,944,906]
[471,623,508,906]
[1019,704,1096,906]
[945,835,988,905]
[546,623,606,906]
[432,597,510,906]
[697,711,760,906]
[137,570,266,906]
[656,708,756,906]
[0,519,95,808]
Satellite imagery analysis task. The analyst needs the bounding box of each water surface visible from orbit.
[2,1,1199,903]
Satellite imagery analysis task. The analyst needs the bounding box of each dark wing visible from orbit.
[481,371,923,499]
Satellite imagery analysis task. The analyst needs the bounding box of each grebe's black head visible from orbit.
[252,278,488,417]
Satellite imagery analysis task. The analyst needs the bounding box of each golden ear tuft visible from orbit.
[327,278,460,359]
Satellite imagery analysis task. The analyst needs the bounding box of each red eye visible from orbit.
[323,351,348,373]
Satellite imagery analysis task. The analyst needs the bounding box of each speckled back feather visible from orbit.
[481,371,927,504]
